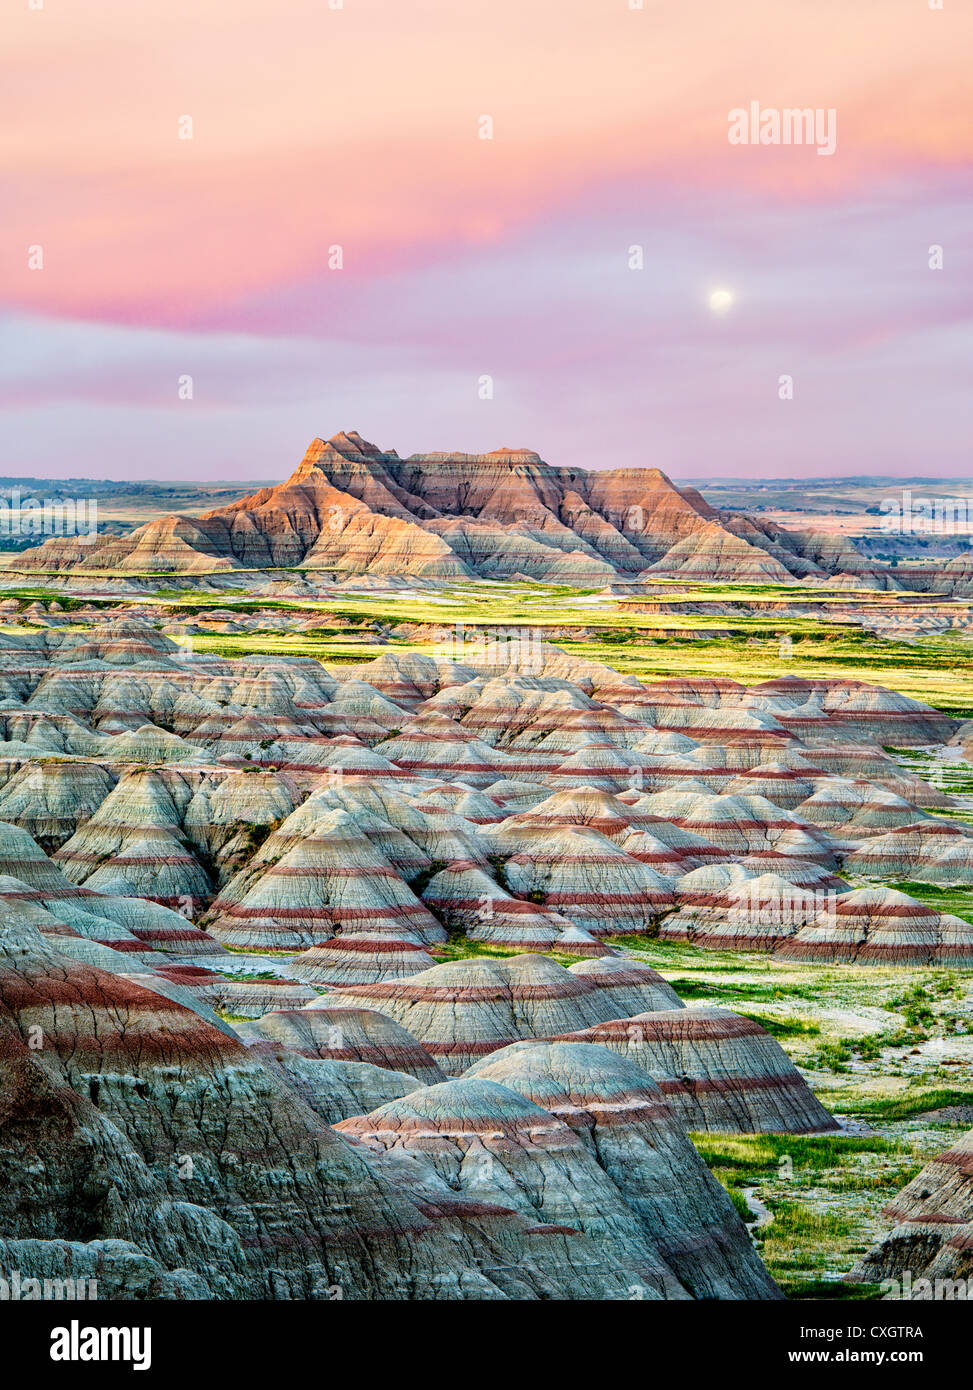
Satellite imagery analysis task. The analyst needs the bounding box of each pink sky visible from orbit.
[2,0,971,479]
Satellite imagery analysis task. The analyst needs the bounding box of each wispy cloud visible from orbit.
[2,0,970,476]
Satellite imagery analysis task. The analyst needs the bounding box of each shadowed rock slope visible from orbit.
[851,1127,973,1291]
[464,1041,781,1299]
[7,922,762,1299]
[1,920,787,1300]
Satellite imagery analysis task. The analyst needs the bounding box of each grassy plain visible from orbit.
[618,936,973,1296]
[6,577,970,709]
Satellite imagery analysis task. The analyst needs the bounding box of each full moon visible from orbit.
[708,289,735,313]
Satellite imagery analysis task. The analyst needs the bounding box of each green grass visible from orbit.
[667,975,818,1004]
[889,881,973,923]
[170,632,390,663]
[691,1133,898,1190]
[7,574,973,709]
[777,1278,885,1301]
[430,940,519,961]
[835,1088,973,1121]
[557,627,973,712]
[690,1132,928,1294]
[759,1199,853,1271]
[214,970,280,981]
[426,935,585,968]
[728,1188,754,1224]
[734,1011,822,1039]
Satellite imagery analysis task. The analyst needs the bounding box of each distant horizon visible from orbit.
[1,431,972,491]
[4,451,973,492]
[2,1,970,480]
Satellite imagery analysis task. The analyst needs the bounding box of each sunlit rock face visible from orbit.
[14,430,906,586]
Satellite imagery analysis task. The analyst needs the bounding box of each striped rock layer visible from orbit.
[0,616,964,971]
[558,1009,837,1134]
[325,954,657,1076]
[851,1127,973,1290]
[3,923,717,1300]
[465,1041,781,1299]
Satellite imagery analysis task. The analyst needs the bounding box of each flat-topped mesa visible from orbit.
[11,429,890,585]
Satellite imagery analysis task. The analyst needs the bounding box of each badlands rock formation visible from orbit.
[338,1076,690,1298]
[1,915,790,1300]
[465,1041,780,1298]
[325,954,638,1075]
[851,1126,973,1290]
[2,605,972,1300]
[15,430,898,586]
[286,933,438,987]
[8,917,786,1300]
[559,1009,836,1133]
[0,620,965,974]
[566,957,684,1014]
[255,1004,448,1085]
[339,1051,781,1300]
[775,885,973,967]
